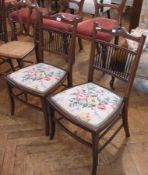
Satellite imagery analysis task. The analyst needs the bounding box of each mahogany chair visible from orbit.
[47,24,146,175]
[6,13,79,136]
[0,0,41,71]
[77,0,127,48]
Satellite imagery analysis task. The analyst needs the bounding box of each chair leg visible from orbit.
[91,134,98,175]
[67,72,73,88]
[78,38,83,50]
[7,83,15,116]
[107,9,111,18]
[48,105,56,140]
[110,76,115,90]
[8,59,15,71]
[41,97,50,136]
[17,59,24,69]
[122,105,130,137]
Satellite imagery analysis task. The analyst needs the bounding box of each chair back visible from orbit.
[36,12,79,67]
[88,23,146,99]
[7,0,41,39]
[94,0,127,26]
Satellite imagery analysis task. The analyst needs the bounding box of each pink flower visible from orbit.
[97,104,106,110]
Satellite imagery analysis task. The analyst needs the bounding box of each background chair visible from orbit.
[39,0,85,52]
[6,12,79,136]
[0,0,41,71]
[77,0,127,48]
[47,24,146,175]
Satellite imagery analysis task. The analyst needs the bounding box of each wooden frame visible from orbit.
[47,24,146,175]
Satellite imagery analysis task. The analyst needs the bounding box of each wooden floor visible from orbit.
[0,12,148,175]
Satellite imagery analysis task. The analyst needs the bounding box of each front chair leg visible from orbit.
[48,105,55,140]
[41,97,50,136]
[92,134,98,175]
[7,83,15,116]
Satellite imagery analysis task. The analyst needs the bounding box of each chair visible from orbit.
[47,24,146,175]
[0,0,41,71]
[38,0,85,52]
[6,13,79,136]
[77,0,127,44]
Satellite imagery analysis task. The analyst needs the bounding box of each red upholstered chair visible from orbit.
[77,0,127,45]
[38,0,85,52]
[7,0,49,40]
[6,13,79,136]
[47,25,146,175]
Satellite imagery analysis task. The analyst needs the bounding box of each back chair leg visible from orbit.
[17,59,24,69]
[78,38,83,50]
[110,76,115,90]
[92,134,98,175]
[67,72,73,88]
[7,83,15,116]
[8,59,15,71]
[41,97,50,136]
[122,105,130,137]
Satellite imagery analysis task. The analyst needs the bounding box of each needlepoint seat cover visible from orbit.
[0,41,34,58]
[50,83,123,128]
[7,63,66,93]
[77,17,118,41]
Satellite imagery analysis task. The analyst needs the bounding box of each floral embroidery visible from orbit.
[8,63,66,93]
[51,83,123,127]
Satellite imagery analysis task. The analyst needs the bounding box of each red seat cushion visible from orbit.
[77,17,118,41]
[10,7,48,24]
[42,13,78,32]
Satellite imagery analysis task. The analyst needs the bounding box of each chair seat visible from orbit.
[77,17,118,41]
[10,7,48,24]
[50,83,123,129]
[7,63,66,93]
[43,13,79,32]
[0,41,34,58]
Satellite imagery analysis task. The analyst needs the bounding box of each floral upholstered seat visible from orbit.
[50,83,123,128]
[7,63,66,93]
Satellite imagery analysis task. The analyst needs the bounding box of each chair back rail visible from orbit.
[37,12,79,65]
[88,23,146,99]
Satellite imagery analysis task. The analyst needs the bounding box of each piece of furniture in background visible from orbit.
[0,0,42,71]
[6,13,79,136]
[47,25,146,175]
[69,0,112,15]
[76,0,126,51]
[112,0,133,7]
[41,0,85,53]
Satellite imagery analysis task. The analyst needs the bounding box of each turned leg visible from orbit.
[7,82,15,116]
[41,97,50,136]
[91,134,98,175]
[122,104,130,137]
[48,105,55,140]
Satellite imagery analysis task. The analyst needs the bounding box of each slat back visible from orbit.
[88,24,146,98]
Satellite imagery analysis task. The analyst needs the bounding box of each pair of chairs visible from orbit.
[5,1,146,174]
